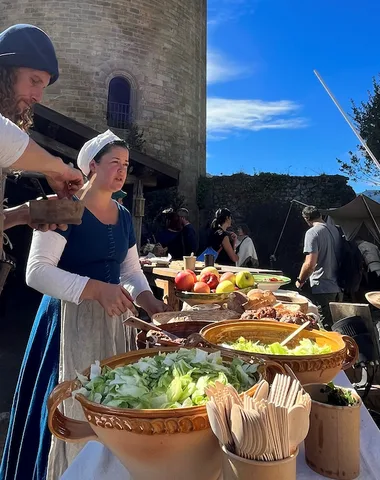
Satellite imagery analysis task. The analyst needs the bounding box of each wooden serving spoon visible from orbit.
[280,320,311,346]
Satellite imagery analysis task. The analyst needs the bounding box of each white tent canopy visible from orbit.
[322,194,380,243]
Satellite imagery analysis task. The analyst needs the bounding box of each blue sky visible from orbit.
[206,0,380,193]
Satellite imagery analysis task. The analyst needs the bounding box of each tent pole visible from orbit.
[314,70,380,172]
[362,195,380,243]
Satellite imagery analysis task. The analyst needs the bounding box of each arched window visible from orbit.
[107,77,131,129]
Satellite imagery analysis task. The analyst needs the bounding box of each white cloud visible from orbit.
[207,50,248,84]
[207,97,308,139]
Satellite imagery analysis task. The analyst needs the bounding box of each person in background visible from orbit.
[0,24,83,233]
[177,207,197,255]
[235,224,259,268]
[156,209,184,260]
[296,206,342,329]
[208,208,238,266]
[112,189,127,205]
[356,237,379,287]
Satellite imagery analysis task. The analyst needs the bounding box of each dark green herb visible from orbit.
[320,382,357,407]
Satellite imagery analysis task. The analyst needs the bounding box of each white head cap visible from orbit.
[77,130,122,176]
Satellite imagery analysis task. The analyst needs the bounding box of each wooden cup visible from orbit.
[221,446,298,480]
[304,384,361,480]
[183,255,196,271]
[29,199,85,225]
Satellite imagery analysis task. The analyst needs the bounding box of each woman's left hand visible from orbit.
[136,291,170,318]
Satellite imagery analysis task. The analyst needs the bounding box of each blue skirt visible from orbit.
[0,296,60,480]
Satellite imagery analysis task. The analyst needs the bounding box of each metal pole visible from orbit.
[314,70,380,171]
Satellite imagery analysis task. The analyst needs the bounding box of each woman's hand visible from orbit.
[136,291,170,318]
[83,280,138,317]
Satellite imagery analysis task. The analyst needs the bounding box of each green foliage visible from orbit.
[338,75,380,185]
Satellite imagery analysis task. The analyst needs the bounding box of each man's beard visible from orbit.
[2,97,34,132]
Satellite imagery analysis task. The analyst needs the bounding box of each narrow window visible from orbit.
[107,77,131,129]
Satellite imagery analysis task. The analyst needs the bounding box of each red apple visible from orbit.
[185,269,197,283]
[199,272,219,289]
[175,271,195,291]
[193,281,211,294]
[220,272,236,285]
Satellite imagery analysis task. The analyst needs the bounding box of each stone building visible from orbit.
[1,0,207,232]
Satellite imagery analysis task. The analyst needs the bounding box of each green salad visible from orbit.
[223,337,332,356]
[73,348,258,409]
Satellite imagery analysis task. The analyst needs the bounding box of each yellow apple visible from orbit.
[200,266,220,279]
[216,280,235,293]
[235,271,255,289]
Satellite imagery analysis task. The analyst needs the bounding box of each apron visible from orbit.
[46,299,137,480]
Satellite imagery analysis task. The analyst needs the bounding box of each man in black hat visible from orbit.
[0,24,83,235]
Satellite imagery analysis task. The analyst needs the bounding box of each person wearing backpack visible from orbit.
[296,206,343,329]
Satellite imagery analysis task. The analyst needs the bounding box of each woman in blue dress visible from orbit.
[0,130,168,480]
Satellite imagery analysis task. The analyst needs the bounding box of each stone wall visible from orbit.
[1,0,206,211]
[195,173,356,278]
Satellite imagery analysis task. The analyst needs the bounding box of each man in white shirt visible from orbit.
[0,24,83,240]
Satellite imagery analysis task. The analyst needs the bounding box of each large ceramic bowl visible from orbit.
[48,347,269,480]
[198,321,358,385]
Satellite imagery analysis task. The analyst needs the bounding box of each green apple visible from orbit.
[235,271,255,289]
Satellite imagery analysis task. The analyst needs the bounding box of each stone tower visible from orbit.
[1,0,206,213]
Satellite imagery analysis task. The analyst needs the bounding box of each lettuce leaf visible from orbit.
[74,348,258,410]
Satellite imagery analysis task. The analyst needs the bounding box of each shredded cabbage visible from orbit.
[223,337,332,356]
[73,348,258,409]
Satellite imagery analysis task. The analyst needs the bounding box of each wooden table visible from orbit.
[142,262,283,311]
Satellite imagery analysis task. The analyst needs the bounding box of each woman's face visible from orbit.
[237,227,243,236]
[226,216,232,228]
[91,146,129,192]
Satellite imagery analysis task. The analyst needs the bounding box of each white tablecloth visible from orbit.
[61,372,380,479]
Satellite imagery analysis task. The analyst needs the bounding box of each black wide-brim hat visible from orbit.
[0,24,59,84]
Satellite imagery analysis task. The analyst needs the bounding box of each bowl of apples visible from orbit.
[174,268,255,305]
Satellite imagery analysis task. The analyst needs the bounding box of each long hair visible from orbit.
[0,66,33,131]
[211,208,232,230]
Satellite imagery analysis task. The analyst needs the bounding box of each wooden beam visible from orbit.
[130,150,179,181]
[30,131,79,161]
[126,174,157,187]
[34,104,98,140]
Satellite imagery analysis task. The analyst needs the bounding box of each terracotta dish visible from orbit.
[48,347,268,480]
[199,321,358,385]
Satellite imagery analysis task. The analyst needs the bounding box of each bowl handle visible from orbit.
[48,380,98,443]
[341,335,359,370]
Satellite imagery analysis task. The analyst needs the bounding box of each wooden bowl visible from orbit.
[48,347,263,480]
[137,320,212,348]
[274,292,309,314]
[152,309,238,325]
[199,321,358,385]
[175,287,251,306]
[29,199,84,225]
[365,291,380,309]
